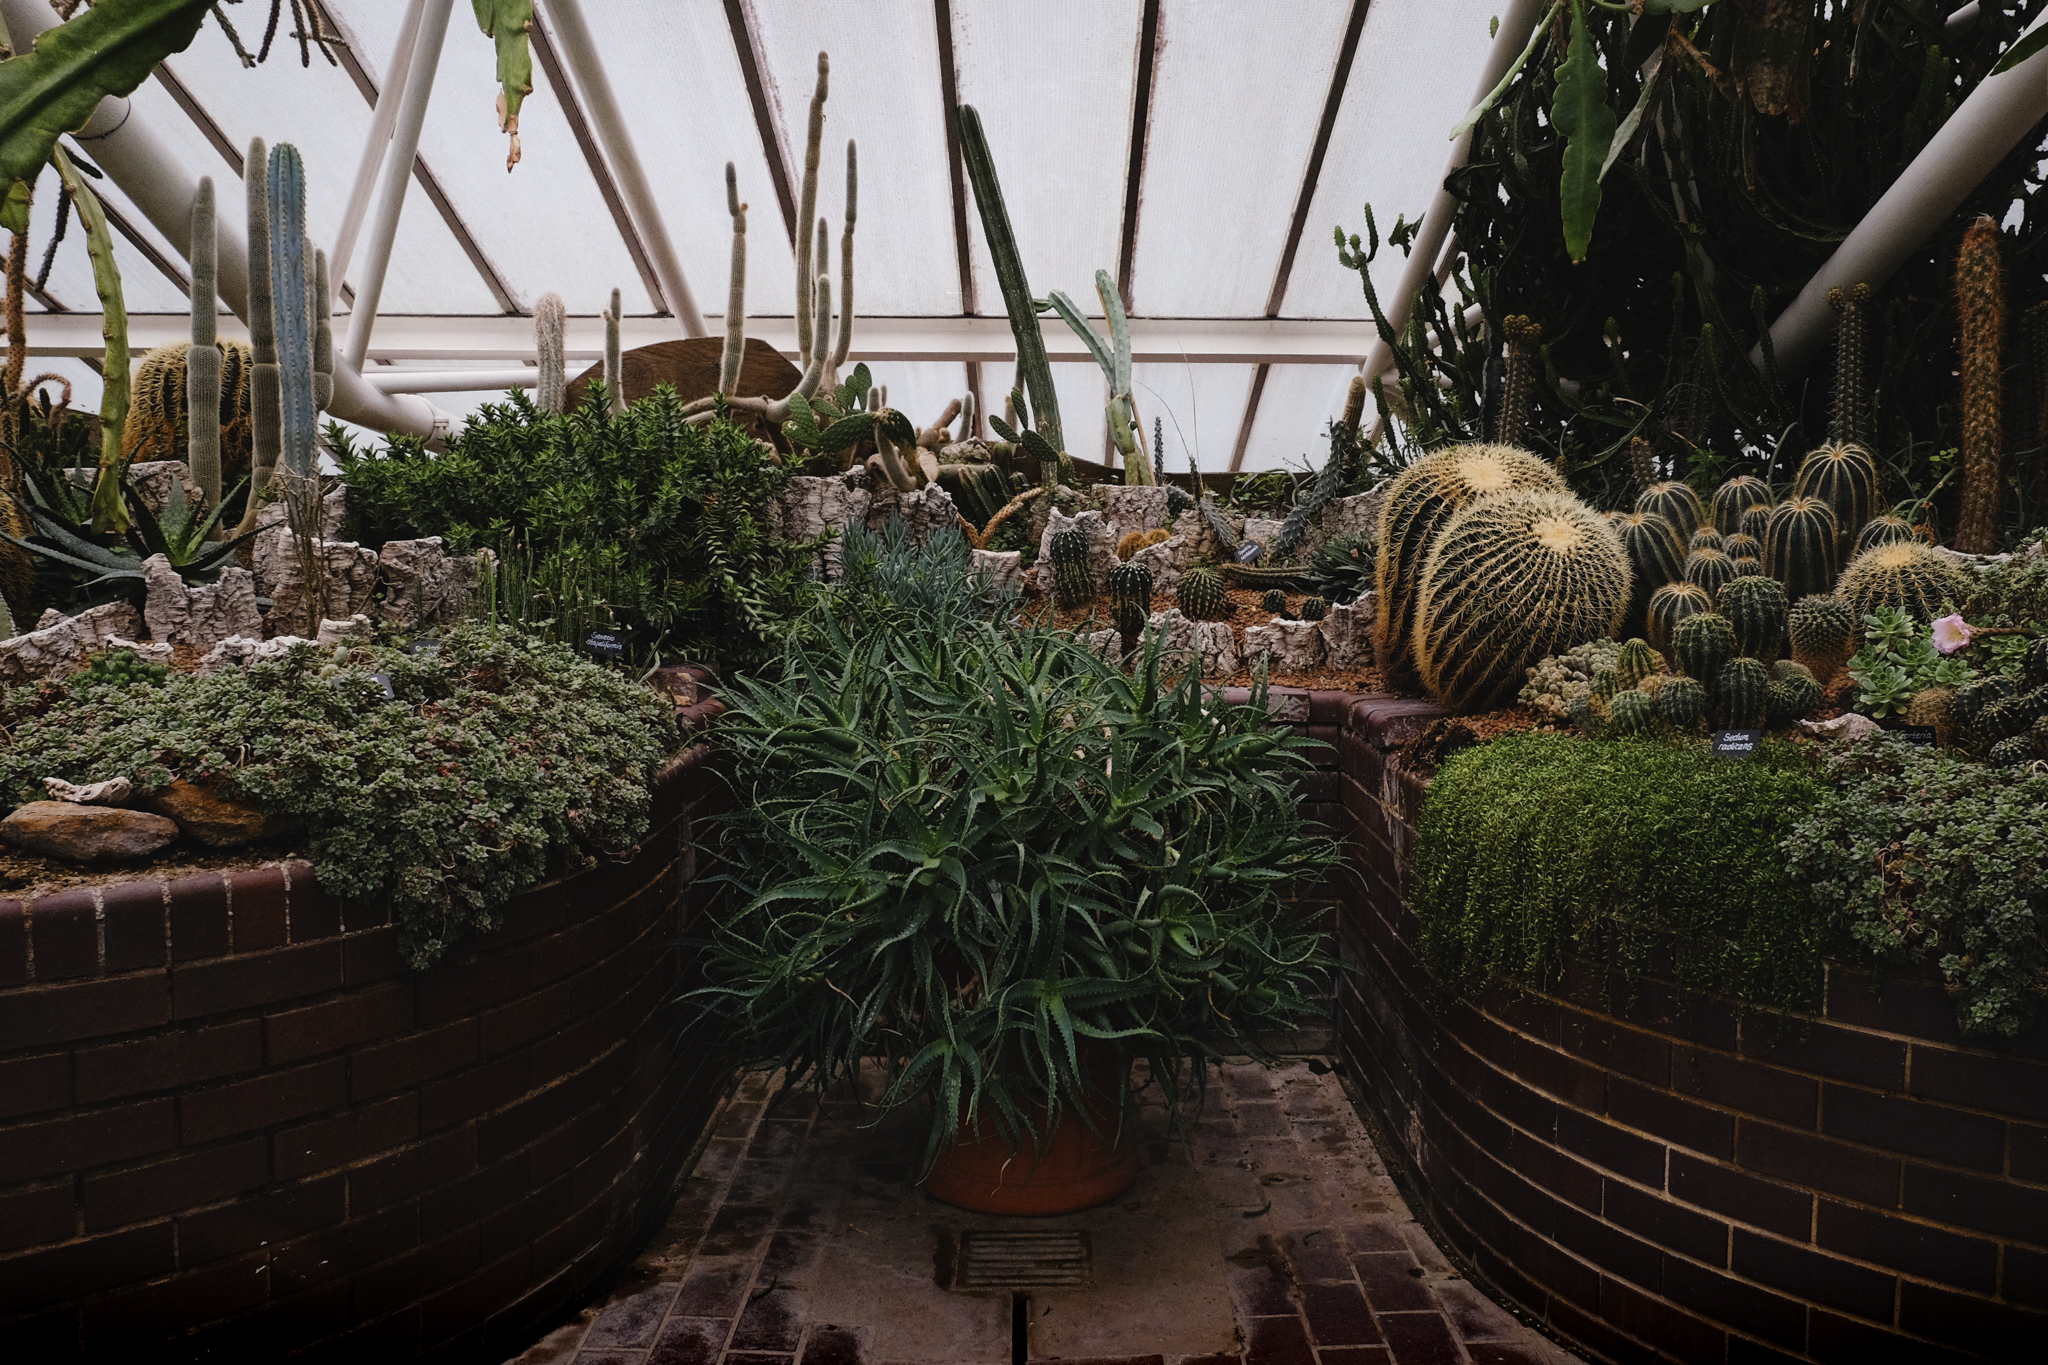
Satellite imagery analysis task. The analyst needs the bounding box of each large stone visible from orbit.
[1797,712,1882,744]
[1320,595,1375,670]
[1242,619,1326,672]
[1168,506,1240,565]
[1242,518,1286,555]
[1194,621,1240,678]
[1095,486,1177,537]
[376,537,491,629]
[63,461,206,518]
[1034,508,1120,595]
[255,533,379,638]
[862,482,960,542]
[317,615,374,647]
[1308,487,1387,551]
[969,549,1023,594]
[0,602,143,686]
[1127,533,1194,595]
[774,474,873,579]
[144,779,293,849]
[0,801,179,862]
[43,776,133,806]
[142,555,262,649]
[253,483,349,539]
[198,634,317,676]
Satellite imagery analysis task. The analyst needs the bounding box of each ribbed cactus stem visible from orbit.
[829,140,856,384]
[268,145,316,482]
[605,287,624,415]
[1954,215,2005,554]
[1098,269,1151,485]
[534,291,566,413]
[240,138,277,532]
[187,176,222,509]
[1341,374,1368,436]
[1827,282,1872,449]
[1497,315,1541,449]
[795,53,827,368]
[1628,437,1655,493]
[960,391,975,440]
[720,162,746,399]
[311,247,332,416]
[957,104,1063,459]
[52,145,131,534]
[872,418,918,494]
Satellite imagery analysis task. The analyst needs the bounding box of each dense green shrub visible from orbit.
[1415,733,1825,1013]
[696,531,1338,1168]
[0,627,679,967]
[334,391,818,670]
[1787,738,2048,1037]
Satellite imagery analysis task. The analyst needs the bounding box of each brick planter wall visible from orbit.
[1335,694,2048,1363]
[0,699,734,1363]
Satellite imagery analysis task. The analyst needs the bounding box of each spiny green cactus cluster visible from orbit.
[1719,575,1788,661]
[1836,541,1970,625]
[1614,637,1657,690]
[1177,565,1228,621]
[1674,611,1735,683]
[1739,504,1774,543]
[1721,532,1762,563]
[1788,594,1857,679]
[1049,528,1092,608]
[1615,511,1685,636]
[1717,657,1770,728]
[1571,633,1814,740]
[1713,475,1773,536]
[1647,580,1714,656]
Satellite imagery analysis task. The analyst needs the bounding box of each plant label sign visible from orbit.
[1711,729,1761,761]
[1898,727,1938,747]
[369,671,397,702]
[582,630,627,662]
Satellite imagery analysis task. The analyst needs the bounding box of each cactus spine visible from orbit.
[1712,475,1773,536]
[1793,441,1878,554]
[1836,541,1970,625]
[1718,574,1788,661]
[1049,528,1092,608]
[1413,490,1632,713]
[534,292,566,413]
[1717,657,1769,728]
[1788,594,1856,679]
[1109,560,1152,655]
[1828,283,1872,449]
[1647,580,1713,658]
[1177,564,1228,621]
[1953,214,2005,554]
[1763,496,1839,601]
[958,104,1064,466]
[1637,480,1706,541]
[188,175,222,508]
[721,162,746,398]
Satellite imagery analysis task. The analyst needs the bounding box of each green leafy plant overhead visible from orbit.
[1552,2,1617,263]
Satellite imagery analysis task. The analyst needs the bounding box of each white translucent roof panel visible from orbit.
[21,162,191,315]
[864,361,969,436]
[578,1,798,319]
[155,23,501,315]
[1037,362,1107,467]
[14,357,105,421]
[747,2,961,316]
[1131,0,1353,317]
[1241,364,1357,471]
[324,0,653,317]
[953,0,1142,319]
[1133,361,1252,475]
[1284,0,1498,319]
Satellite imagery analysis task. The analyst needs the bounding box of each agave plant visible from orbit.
[4,472,259,593]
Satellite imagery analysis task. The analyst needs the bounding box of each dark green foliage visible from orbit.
[1261,588,1288,615]
[1307,532,1376,606]
[1718,657,1769,729]
[1854,514,1916,556]
[1713,478,1773,537]
[1684,548,1737,602]
[1299,596,1328,622]
[1177,565,1227,621]
[2033,712,2048,758]
[1674,611,1734,683]
[1788,739,2048,1035]
[335,394,815,670]
[1719,574,1788,661]
[1689,528,1726,553]
[1767,661,1823,725]
[1050,528,1093,608]
[0,628,678,967]
[1417,734,1824,1015]
[1635,480,1704,541]
[697,579,1339,1168]
[1764,496,1840,601]
[1655,675,1707,732]
[77,647,168,690]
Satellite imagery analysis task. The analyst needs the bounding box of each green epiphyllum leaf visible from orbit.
[0,179,30,234]
[1642,0,1711,12]
[1990,23,2048,76]
[1552,1,1617,264]
[473,0,534,171]
[0,0,212,188]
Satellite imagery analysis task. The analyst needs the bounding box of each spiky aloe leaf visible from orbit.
[1552,2,1617,264]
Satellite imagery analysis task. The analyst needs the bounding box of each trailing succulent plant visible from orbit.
[1646,580,1714,657]
[1412,488,1630,713]
[1719,575,1789,661]
[1789,593,1858,679]
[1792,441,1879,555]
[1222,562,1316,592]
[1764,495,1840,601]
[1837,541,1971,625]
[1374,443,1565,688]
[1712,475,1774,537]
[1048,527,1092,608]
[1176,564,1228,621]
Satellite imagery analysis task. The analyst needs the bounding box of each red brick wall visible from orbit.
[1336,695,2048,1364]
[0,704,735,1362]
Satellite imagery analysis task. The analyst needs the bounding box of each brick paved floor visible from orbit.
[509,1060,1578,1365]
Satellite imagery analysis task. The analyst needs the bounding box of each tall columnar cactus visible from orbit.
[1177,564,1228,621]
[1412,489,1631,713]
[1049,528,1092,608]
[1716,656,1770,729]
[1636,480,1705,541]
[1788,594,1857,679]
[721,162,746,398]
[268,144,316,482]
[1374,443,1565,688]
[1673,611,1735,685]
[824,140,857,391]
[1953,214,2005,554]
[1854,513,1915,556]
[1719,574,1788,661]
[312,248,333,417]
[534,292,566,414]
[187,175,222,508]
[1792,441,1878,555]
[1049,270,1152,484]
[1684,548,1738,603]
[1647,580,1713,658]
[795,54,828,371]
[1712,475,1773,536]
[1837,541,1971,625]
[1827,282,1872,449]
[1109,560,1152,655]
[1627,437,1656,494]
[237,138,278,535]
[1497,315,1542,449]
[958,104,1064,467]
[1764,495,1840,601]
[604,287,625,415]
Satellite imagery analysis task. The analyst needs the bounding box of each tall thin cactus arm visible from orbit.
[1341,374,1367,436]
[1828,283,1872,449]
[604,286,624,415]
[960,390,976,440]
[686,275,828,429]
[720,162,746,398]
[918,399,962,450]
[827,140,856,387]
[795,53,827,368]
[187,174,222,508]
[311,247,332,414]
[54,145,130,534]
[534,291,566,413]
[1954,215,2006,554]
[238,137,277,535]
[956,104,1064,461]
[1097,269,1149,483]
[268,144,316,482]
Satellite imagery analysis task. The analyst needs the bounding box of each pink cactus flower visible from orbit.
[1931,614,1974,654]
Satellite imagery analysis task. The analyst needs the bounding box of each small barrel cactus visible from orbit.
[2026,636,2048,688]
[1764,495,1841,601]
[1689,528,1727,554]
[1614,638,1658,690]
[1990,735,2034,768]
[1792,441,1880,553]
[1766,660,1823,724]
[1050,528,1093,608]
[1716,656,1770,728]
[1299,596,1329,622]
[1907,684,1957,745]
[1608,688,1653,737]
[1617,511,1687,589]
[1853,513,1916,557]
[1789,594,1857,678]
[1591,667,1621,701]
[1837,541,1970,625]
[1738,504,1775,544]
[1719,574,1788,660]
[1261,588,1288,615]
[1684,548,1739,603]
[1712,475,1774,536]
[1109,560,1153,646]
[1721,532,1762,562]
[1655,675,1708,732]
[1952,675,2016,730]
[1674,612,1736,684]
[1177,564,1229,621]
[1732,556,1763,577]
[1647,580,1714,658]
[1635,480,1706,541]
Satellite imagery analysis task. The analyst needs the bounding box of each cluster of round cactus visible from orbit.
[1114,527,1172,561]
[1518,637,1622,722]
[1954,644,2048,766]
[1649,570,1821,731]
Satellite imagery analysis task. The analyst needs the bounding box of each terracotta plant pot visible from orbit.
[923,1055,1140,1215]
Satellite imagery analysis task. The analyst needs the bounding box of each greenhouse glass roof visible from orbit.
[16,0,1506,471]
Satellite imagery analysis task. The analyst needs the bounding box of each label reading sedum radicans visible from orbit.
[1711,729,1761,761]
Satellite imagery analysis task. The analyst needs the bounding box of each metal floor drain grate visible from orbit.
[956,1230,1092,1288]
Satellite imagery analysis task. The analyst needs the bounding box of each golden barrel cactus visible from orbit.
[1837,541,1971,625]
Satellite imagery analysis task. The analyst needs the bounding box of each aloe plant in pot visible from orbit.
[695,520,1339,1214]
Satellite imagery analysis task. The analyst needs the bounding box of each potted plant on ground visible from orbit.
[695,519,1338,1213]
